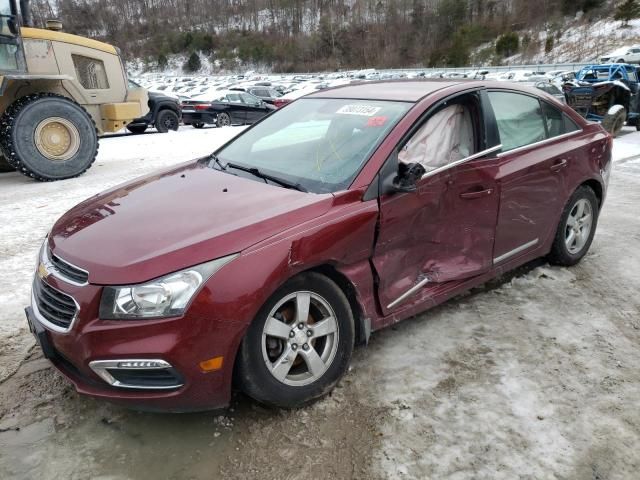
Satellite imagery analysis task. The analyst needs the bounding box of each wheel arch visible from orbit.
[580,178,603,207]
[307,264,369,346]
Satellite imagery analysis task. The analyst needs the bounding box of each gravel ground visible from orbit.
[0,125,639,480]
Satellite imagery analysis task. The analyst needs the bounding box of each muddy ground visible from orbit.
[0,127,639,479]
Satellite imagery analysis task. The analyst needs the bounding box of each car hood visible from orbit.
[49,161,333,285]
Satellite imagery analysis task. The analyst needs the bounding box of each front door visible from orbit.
[373,91,501,315]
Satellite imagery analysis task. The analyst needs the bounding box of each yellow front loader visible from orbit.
[0,0,148,181]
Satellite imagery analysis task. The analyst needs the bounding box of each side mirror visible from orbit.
[382,161,426,194]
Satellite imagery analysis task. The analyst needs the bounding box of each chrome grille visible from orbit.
[49,251,89,284]
[33,278,78,330]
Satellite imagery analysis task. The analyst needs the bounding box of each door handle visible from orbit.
[550,159,568,172]
[460,188,494,199]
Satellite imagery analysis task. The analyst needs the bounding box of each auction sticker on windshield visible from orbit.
[336,104,382,116]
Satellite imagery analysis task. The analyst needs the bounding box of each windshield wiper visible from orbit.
[226,162,308,192]
[207,153,227,171]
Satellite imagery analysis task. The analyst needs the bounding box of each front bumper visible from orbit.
[26,274,245,412]
[100,102,145,132]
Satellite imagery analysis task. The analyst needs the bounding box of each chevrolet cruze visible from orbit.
[26,81,612,411]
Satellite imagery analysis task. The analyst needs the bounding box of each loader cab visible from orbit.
[0,0,25,72]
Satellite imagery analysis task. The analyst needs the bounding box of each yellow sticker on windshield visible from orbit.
[336,104,382,116]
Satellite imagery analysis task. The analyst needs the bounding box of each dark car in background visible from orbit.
[127,81,181,134]
[181,90,276,128]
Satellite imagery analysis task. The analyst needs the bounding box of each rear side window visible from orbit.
[72,55,109,89]
[541,102,581,138]
[541,102,564,138]
[488,91,545,151]
[563,115,580,133]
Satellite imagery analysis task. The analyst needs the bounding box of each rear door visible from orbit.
[224,92,248,124]
[486,90,579,266]
[241,93,268,123]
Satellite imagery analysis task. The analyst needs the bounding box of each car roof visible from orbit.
[307,80,464,102]
[305,79,562,103]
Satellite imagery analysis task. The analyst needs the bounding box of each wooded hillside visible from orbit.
[29,0,616,71]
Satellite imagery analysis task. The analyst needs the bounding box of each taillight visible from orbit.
[195,104,210,111]
[274,99,291,108]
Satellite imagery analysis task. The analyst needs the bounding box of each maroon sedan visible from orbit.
[26,81,612,411]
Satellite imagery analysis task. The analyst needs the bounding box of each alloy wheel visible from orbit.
[565,198,593,254]
[261,291,339,387]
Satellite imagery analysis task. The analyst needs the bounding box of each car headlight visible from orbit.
[99,254,238,319]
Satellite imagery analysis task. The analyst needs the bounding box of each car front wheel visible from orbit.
[549,186,599,266]
[236,273,354,408]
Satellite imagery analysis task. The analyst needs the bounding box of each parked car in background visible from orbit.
[531,81,566,103]
[600,45,640,64]
[126,84,181,134]
[181,90,276,128]
[27,80,611,412]
[230,86,284,105]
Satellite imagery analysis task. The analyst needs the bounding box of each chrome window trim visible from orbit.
[420,144,503,180]
[387,276,431,309]
[31,283,79,334]
[42,246,89,287]
[496,130,583,158]
[493,238,539,265]
[89,359,184,390]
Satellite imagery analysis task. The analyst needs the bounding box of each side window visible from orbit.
[563,114,580,133]
[541,101,580,138]
[241,93,260,105]
[398,99,477,172]
[488,91,545,151]
[72,55,109,89]
[541,102,564,138]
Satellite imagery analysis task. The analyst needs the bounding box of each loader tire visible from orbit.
[601,104,626,137]
[0,93,98,181]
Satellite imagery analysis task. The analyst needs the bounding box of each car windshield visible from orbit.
[216,98,411,193]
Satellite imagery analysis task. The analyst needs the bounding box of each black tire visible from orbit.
[601,105,626,137]
[548,186,599,266]
[217,112,231,127]
[192,122,205,129]
[0,155,15,173]
[236,272,355,408]
[616,58,625,63]
[155,109,180,133]
[126,124,148,134]
[0,93,98,181]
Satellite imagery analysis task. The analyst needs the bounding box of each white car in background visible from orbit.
[600,46,640,64]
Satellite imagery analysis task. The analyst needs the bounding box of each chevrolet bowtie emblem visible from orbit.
[37,262,50,279]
